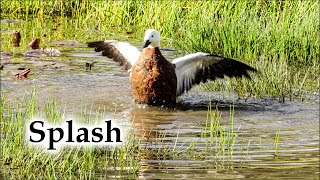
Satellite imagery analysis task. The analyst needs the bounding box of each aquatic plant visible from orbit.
[274,130,280,158]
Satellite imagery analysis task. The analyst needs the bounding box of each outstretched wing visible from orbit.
[87,40,141,70]
[172,52,257,96]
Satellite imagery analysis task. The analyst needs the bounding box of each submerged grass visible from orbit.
[0,0,319,100]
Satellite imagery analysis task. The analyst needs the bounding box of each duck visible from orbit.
[87,29,256,107]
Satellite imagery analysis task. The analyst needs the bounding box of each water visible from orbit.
[1,44,319,179]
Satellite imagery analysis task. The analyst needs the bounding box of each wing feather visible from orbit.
[173,52,256,96]
[87,40,140,70]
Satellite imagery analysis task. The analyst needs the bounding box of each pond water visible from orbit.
[1,44,319,179]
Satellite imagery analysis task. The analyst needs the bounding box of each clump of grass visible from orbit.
[274,130,280,158]
[200,102,237,168]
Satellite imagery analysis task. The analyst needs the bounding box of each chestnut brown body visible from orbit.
[130,47,177,107]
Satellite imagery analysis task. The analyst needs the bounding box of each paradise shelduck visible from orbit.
[87,29,256,107]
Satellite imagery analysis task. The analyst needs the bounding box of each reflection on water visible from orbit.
[1,45,319,179]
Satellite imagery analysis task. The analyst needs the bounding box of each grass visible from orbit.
[0,90,141,179]
[201,102,236,159]
[0,0,319,100]
[274,130,280,158]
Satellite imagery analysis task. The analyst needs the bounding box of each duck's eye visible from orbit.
[151,35,154,37]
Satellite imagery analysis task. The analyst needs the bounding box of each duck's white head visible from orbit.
[143,29,160,48]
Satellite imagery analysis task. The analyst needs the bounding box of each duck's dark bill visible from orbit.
[143,40,151,48]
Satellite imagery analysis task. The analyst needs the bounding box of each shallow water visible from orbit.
[1,44,319,179]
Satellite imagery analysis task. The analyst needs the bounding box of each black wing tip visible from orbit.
[87,41,105,48]
[222,56,257,73]
[242,63,257,74]
[207,54,256,69]
[242,62,257,72]
[232,63,257,79]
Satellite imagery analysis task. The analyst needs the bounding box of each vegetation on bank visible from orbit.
[1,1,318,63]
